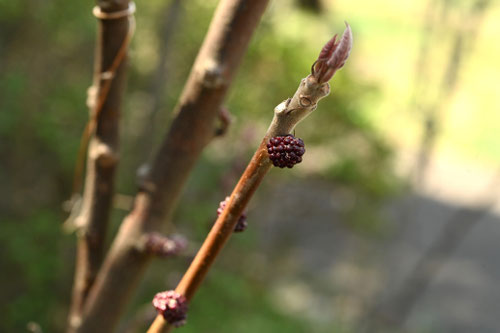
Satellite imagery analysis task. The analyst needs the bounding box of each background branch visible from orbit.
[67,0,133,330]
[73,1,270,332]
[413,0,489,186]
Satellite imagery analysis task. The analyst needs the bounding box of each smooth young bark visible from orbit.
[73,1,269,332]
[68,0,132,330]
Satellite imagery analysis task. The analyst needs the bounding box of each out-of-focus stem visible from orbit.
[73,1,269,332]
[68,0,133,330]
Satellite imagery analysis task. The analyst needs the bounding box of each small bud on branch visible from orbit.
[144,233,187,257]
[217,197,248,232]
[214,106,233,137]
[152,291,188,327]
[312,22,353,84]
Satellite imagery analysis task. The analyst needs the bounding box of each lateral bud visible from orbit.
[141,232,187,257]
[214,106,232,137]
[200,58,226,88]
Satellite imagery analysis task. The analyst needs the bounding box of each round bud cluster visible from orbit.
[152,290,188,327]
[267,134,305,168]
[217,196,247,232]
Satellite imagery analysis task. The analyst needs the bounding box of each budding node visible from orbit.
[312,22,353,84]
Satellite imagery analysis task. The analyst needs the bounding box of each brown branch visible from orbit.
[72,1,270,332]
[67,1,134,330]
[147,24,353,333]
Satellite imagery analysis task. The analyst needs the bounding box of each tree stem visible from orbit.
[68,0,132,330]
[73,1,269,332]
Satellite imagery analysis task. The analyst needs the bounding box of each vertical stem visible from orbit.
[68,0,132,330]
[74,1,269,332]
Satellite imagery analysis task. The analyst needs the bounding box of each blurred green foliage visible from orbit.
[0,0,397,332]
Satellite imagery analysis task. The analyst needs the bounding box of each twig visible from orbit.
[413,0,489,186]
[67,0,134,330]
[147,23,353,333]
[73,1,270,332]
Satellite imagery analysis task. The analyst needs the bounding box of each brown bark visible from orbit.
[73,1,270,332]
[67,0,133,330]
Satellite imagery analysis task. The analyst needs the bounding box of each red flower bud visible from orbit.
[313,22,353,84]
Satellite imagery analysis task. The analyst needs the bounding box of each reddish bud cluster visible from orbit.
[152,290,188,327]
[217,196,247,232]
[267,134,305,168]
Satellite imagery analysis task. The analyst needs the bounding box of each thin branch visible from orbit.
[147,24,353,333]
[67,0,134,330]
[413,0,489,186]
[73,1,270,332]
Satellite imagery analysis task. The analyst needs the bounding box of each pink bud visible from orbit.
[152,290,188,327]
[313,22,353,84]
[317,34,338,61]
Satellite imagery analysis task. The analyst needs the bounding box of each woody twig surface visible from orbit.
[147,23,353,333]
[73,1,269,332]
[67,0,134,330]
